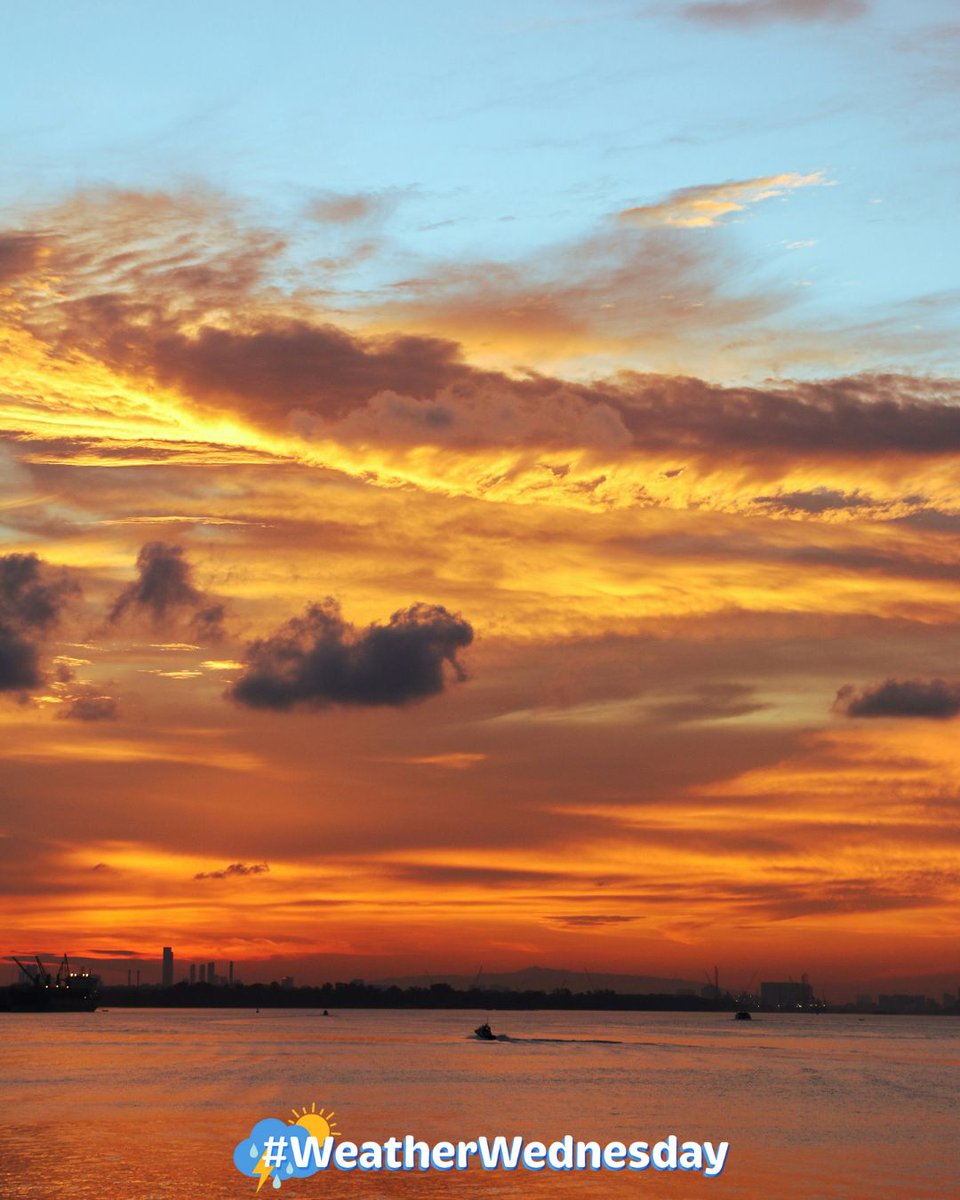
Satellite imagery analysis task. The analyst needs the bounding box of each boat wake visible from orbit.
[473,1034,623,1044]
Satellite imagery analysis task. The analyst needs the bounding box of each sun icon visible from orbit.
[289,1103,340,1141]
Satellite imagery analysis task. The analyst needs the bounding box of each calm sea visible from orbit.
[0,1008,956,1198]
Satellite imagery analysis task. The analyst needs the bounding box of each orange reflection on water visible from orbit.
[0,1009,955,1199]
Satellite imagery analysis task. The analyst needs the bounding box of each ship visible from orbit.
[4,954,100,1012]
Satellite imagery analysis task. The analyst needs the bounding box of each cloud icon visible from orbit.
[234,1117,324,1183]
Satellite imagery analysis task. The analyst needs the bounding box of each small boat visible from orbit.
[474,1022,497,1040]
[734,1011,753,1021]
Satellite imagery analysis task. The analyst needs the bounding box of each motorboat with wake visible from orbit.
[471,1021,622,1045]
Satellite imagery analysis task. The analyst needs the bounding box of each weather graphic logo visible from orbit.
[234,1105,730,1185]
[234,1104,340,1191]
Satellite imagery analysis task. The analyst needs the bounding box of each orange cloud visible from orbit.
[619,171,830,229]
[3,186,960,996]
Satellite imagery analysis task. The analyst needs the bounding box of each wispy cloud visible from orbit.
[194,862,270,881]
[681,0,867,28]
[619,171,830,229]
[384,752,488,770]
[896,23,960,93]
[304,188,405,225]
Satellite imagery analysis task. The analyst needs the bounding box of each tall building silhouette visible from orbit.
[207,960,216,985]
[189,963,196,985]
[199,963,206,983]
[162,947,174,988]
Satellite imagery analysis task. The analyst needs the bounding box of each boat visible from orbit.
[4,954,100,1012]
[734,1011,753,1021]
[474,1022,497,1040]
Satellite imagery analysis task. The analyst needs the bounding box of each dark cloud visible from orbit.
[894,508,960,533]
[308,371,960,467]
[147,322,470,427]
[0,626,40,693]
[0,554,79,693]
[190,603,228,644]
[108,542,225,642]
[606,373,960,459]
[58,685,119,722]
[0,554,76,630]
[834,678,960,720]
[194,862,270,880]
[229,599,473,711]
[682,0,867,26]
[752,487,875,514]
[47,658,118,720]
[547,914,638,929]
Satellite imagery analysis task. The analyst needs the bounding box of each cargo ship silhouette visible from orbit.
[5,954,100,1012]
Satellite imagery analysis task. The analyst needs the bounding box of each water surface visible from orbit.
[0,1008,955,1197]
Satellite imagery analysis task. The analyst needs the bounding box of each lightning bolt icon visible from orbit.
[252,1153,273,1193]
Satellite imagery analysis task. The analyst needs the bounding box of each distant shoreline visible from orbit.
[4,979,949,1015]
[94,984,731,1011]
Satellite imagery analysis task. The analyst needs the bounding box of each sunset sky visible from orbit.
[2,0,960,1000]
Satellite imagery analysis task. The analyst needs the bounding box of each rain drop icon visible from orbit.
[250,1145,259,1159]
[272,1174,282,1189]
[285,1162,293,1175]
